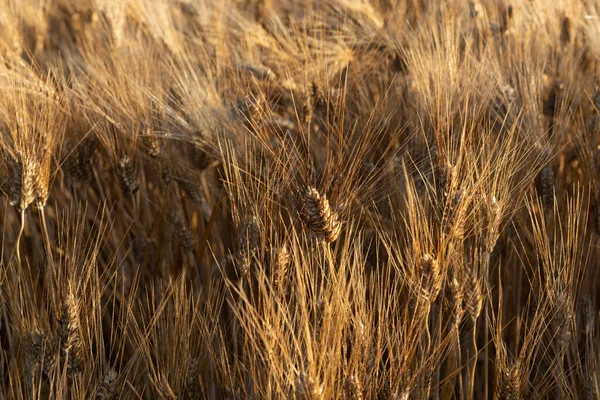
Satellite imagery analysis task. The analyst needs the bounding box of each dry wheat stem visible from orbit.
[38,206,55,269]
[13,209,25,266]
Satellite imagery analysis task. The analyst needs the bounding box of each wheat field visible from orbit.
[0,0,598,398]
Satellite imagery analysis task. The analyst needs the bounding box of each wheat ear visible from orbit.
[303,186,341,243]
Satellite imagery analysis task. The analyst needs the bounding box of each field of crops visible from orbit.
[0,0,599,398]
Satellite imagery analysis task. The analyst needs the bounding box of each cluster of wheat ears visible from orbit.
[0,0,599,398]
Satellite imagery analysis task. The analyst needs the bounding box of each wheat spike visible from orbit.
[168,210,195,252]
[390,391,410,400]
[140,125,162,158]
[543,83,560,118]
[536,165,554,207]
[447,273,464,326]
[116,155,139,195]
[155,153,175,184]
[497,363,523,400]
[295,374,324,400]
[581,297,595,338]
[172,167,203,203]
[465,269,483,320]
[24,330,57,379]
[62,138,97,184]
[550,291,573,353]
[561,16,571,45]
[95,368,118,400]
[141,135,162,158]
[155,374,177,400]
[185,357,203,400]
[57,292,83,378]
[270,244,290,291]
[235,215,260,276]
[239,63,277,81]
[419,254,442,302]
[303,186,341,243]
[583,350,598,400]
[9,156,37,211]
[344,375,363,400]
[33,158,50,208]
